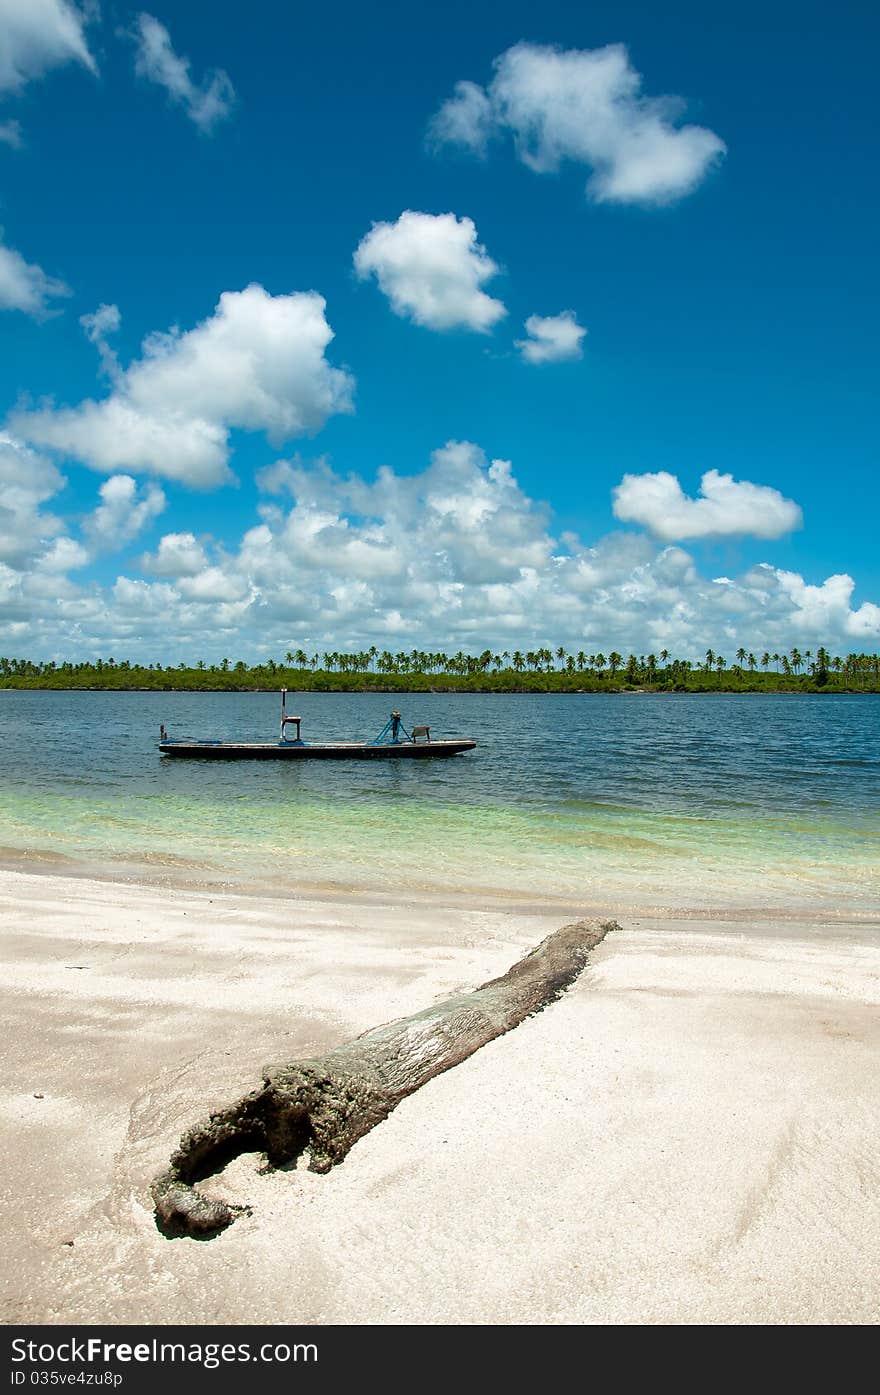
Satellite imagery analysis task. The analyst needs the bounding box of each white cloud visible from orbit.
[40,535,88,572]
[612,469,803,541]
[112,575,177,615]
[353,211,506,333]
[426,80,492,154]
[0,0,96,94]
[2,443,877,661]
[251,440,551,587]
[131,13,234,132]
[12,284,355,487]
[429,42,725,206]
[16,397,232,488]
[771,568,880,639]
[85,474,165,549]
[0,229,71,317]
[176,566,250,603]
[0,431,67,568]
[0,118,23,147]
[516,310,586,364]
[255,454,324,496]
[140,531,209,578]
[80,302,122,379]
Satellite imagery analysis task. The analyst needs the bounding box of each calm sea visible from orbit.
[0,690,876,912]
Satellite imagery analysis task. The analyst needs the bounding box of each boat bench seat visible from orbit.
[411,724,431,742]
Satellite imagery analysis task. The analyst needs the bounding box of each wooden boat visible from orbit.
[158,692,476,761]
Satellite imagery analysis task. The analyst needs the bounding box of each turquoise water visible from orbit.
[0,690,877,911]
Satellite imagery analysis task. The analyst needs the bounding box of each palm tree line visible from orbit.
[1,644,878,687]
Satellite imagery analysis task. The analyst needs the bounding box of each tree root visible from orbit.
[152,918,618,1237]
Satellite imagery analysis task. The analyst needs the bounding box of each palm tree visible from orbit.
[814,647,829,684]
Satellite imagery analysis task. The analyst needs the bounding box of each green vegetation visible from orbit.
[1,645,878,692]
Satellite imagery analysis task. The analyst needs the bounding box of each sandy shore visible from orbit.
[1,866,878,1326]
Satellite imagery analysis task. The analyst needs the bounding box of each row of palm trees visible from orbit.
[274,644,871,682]
[2,645,878,684]
[710,646,835,675]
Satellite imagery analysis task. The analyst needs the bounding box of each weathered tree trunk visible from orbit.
[152,918,618,1236]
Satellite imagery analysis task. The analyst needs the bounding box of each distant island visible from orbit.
[1,646,878,692]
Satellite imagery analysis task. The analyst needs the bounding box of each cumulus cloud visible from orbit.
[2,442,878,661]
[516,310,586,364]
[353,211,506,333]
[0,0,96,95]
[12,284,354,487]
[39,535,88,572]
[0,118,23,147]
[251,440,552,588]
[612,469,803,541]
[84,474,165,549]
[130,12,235,132]
[0,230,71,317]
[176,565,250,604]
[0,431,66,568]
[771,567,880,639]
[140,531,209,578]
[429,42,725,206]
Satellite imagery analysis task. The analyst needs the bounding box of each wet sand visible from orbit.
[1,867,878,1325]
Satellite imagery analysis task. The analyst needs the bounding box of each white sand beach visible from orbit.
[1,866,878,1326]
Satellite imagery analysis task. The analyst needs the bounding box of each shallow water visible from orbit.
[0,690,877,911]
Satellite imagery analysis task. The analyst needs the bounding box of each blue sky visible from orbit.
[1,0,878,662]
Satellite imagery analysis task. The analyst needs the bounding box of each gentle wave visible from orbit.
[0,689,876,912]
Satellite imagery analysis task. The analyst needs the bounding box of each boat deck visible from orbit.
[158,739,476,760]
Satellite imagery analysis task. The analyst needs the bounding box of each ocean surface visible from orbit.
[0,690,877,912]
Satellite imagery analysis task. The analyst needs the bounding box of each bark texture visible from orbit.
[152,917,618,1236]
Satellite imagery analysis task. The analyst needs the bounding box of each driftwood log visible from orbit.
[152,918,618,1237]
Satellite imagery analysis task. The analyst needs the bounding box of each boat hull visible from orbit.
[158,739,476,760]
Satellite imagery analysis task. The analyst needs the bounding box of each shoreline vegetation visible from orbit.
[1,645,878,693]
